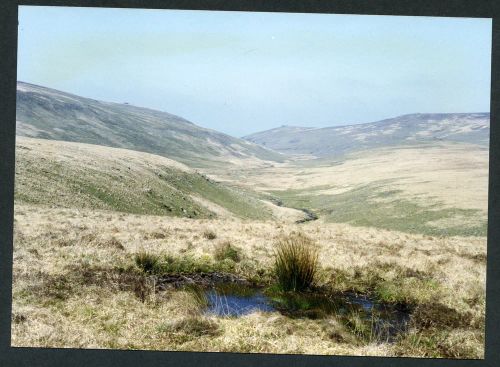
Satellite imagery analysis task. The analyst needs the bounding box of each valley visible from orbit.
[11,82,489,358]
[16,82,285,168]
[211,142,488,236]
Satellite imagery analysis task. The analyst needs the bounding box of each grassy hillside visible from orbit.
[15,137,271,220]
[271,182,486,237]
[16,82,284,167]
[211,143,489,237]
[244,113,489,158]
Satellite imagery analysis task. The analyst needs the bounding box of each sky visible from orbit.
[17,6,492,137]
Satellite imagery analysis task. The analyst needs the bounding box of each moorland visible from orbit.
[11,82,488,358]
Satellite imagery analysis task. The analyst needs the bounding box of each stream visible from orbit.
[295,208,319,224]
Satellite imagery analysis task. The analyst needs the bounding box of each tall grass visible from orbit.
[274,233,319,292]
[134,251,159,274]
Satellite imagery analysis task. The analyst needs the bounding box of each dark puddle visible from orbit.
[201,284,411,342]
[205,288,275,316]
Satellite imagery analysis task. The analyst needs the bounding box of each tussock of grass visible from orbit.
[203,230,217,240]
[134,252,159,274]
[320,318,357,344]
[12,313,27,324]
[274,233,319,292]
[214,241,241,262]
[102,237,124,250]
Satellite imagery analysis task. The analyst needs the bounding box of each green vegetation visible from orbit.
[271,181,487,236]
[274,233,319,292]
[134,252,159,274]
[375,278,440,304]
[158,168,271,220]
[14,138,272,220]
[325,261,443,305]
[134,253,237,276]
[214,241,241,262]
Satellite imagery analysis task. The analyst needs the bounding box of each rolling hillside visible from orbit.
[14,81,489,236]
[244,113,489,158]
[14,136,272,220]
[212,138,489,237]
[16,82,284,167]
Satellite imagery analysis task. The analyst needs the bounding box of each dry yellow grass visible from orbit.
[213,143,488,214]
[10,136,487,357]
[11,203,486,357]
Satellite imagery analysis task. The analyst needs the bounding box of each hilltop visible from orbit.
[244,113,489,158]
[16,82,284,168]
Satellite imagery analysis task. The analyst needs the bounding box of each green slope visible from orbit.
[16,81,284,168]
[15,137,271,220]
[270,181,486,237]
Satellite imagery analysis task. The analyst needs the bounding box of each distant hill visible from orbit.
[16,82,284,167]
[15,136,272,220]
[243,113,490,158]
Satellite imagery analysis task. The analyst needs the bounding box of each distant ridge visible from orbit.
[16,81,284,167]
[243,113,489,157]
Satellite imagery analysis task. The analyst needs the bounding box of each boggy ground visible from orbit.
[11,204,486,358]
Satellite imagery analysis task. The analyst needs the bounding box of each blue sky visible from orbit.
[18,6,492,137]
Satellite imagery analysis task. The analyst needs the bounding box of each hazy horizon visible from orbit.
[18,6,492,136]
